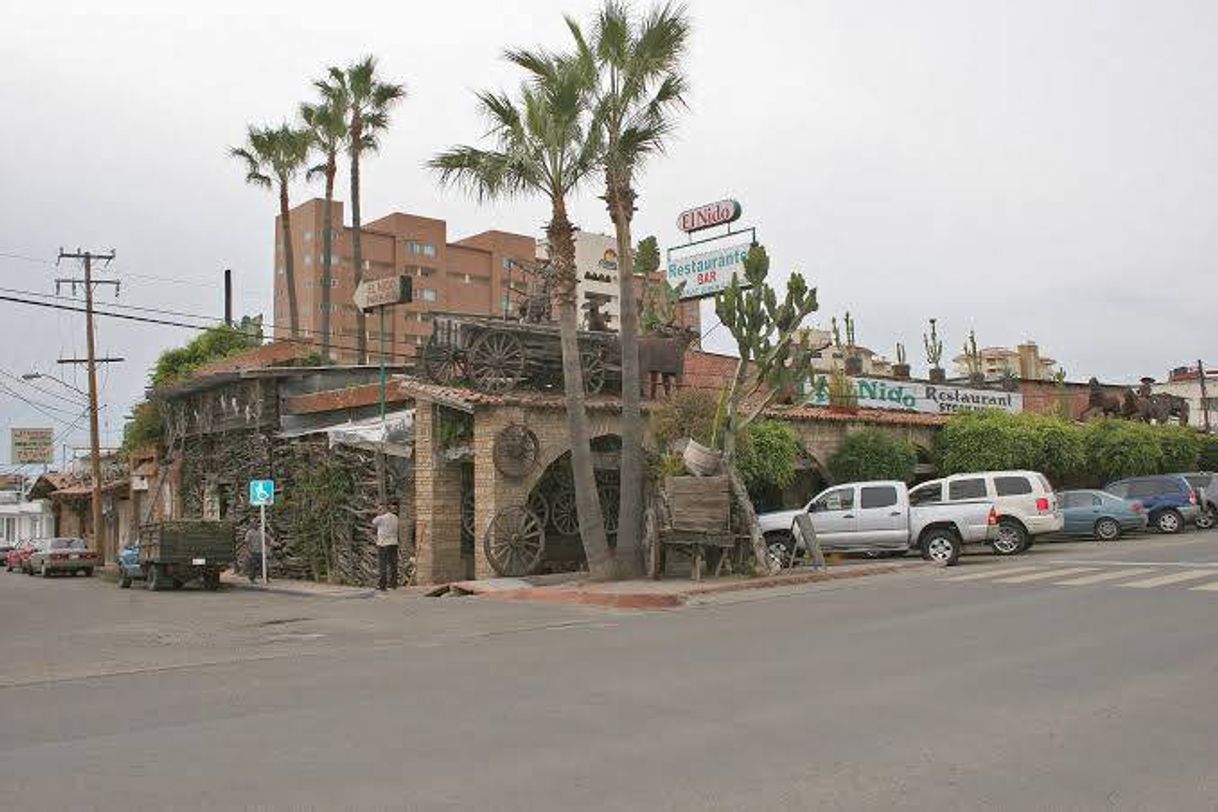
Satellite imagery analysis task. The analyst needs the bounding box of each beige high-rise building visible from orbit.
[273,199,536,364]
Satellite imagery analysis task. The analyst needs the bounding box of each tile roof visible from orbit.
[396,377,622,413]
[284,382,414,415]
[188,340,315,379]
[767,404,949,427]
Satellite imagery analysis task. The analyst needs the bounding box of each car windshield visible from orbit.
[50,538,86,550]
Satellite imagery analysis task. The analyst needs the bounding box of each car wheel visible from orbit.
[1094,518,1122,541]
[119,575,132,589]
[82,568,93,577]
[921,529,961,566]
[764,532,794,571]
[992,520,1028,556]
[1155,509,1183,534]
[1196,507,1216,530]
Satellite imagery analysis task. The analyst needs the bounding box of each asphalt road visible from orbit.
[2,531,1217,810]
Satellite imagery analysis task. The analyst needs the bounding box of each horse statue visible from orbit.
[1081,377,1125,419]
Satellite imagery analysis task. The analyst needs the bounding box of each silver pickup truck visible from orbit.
[757,480,998,566]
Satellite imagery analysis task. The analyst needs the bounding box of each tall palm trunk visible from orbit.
[320,165,336,360]
[350,114,367,364]
[607,169,644,578]
[278,184,300,338]
[550,202,613,580]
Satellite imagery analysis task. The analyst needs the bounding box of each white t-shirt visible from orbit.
[372,512,400,547]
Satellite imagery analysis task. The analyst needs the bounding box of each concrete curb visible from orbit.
[221,579,377,600]
[476,561,930,611]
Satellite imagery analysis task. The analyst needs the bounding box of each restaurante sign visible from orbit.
[806,376,1023,415]
[666,241,752,300]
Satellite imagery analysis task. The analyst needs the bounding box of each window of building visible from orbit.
[502,257,514,270]
[409,242,437,258]
[420,288,437,302]
[463,273,471,284]
[414,336,423,346]
[1205,397,1218,410]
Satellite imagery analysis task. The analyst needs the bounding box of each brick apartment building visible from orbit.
[273,199,536,364]
[274,199,701,365]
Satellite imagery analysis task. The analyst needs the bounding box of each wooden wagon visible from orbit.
[645,475,741,580]
[420,313,622,395]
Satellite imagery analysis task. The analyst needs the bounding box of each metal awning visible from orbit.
[277,409,414,458]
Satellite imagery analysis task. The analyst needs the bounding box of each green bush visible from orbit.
[828,428,917,484]
[649,389,719,449]
[1200,435,1218,471]
[151,324,261,388]
[1081,420,1162,483]
[1156,425,1203,472]
[736,420,802,494]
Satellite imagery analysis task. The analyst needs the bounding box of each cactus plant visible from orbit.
[831,316,842,350]
[844,311,856,349]
[963,329,982,377]
[896,342,907,365]
[923,318,943,367]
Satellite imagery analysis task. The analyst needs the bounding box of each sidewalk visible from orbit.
[219,572,379,600]
[437,559,929,610]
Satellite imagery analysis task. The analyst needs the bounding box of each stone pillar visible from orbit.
[414,398,466,584]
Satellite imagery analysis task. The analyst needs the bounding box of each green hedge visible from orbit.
[828,428,917,484]
[937,411,1205,486]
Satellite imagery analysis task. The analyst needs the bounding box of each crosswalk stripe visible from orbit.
[1120,569,1218,589]
[1054,568,1159,586]
[942,566,1043,582]
[993,567,1099,584]
[1188,581,1218,592]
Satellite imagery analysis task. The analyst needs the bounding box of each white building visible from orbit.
[538,231,621,330]
[1151,366,1218,432]
[0,487,54,545]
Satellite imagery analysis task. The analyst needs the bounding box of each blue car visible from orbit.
[1059,490,1148,540]
[1104,475,1200,534]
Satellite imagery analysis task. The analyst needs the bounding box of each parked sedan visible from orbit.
[5,539,37,572]
[1059,490,1148,540]
[27,537,99,577]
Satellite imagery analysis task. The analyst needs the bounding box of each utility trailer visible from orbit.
[121,520,236,591]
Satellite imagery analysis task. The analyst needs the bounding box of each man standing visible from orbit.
[371,503,400,591]
[243,523,271,583]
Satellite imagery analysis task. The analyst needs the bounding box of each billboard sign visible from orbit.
[677,199,742,233]
[666,241,752,300]
[805,376,1023,415]
[11,428,53,465]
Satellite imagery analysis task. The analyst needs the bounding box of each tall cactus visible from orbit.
[896,342,907,365]
[844,311,856,349]
[923,318,943,368]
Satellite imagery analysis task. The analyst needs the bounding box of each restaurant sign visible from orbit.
[806,376,1023,415]
[677,199,742,233]
[666,241,752,300]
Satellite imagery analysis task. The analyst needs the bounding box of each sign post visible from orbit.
[354,275,412,504]
[249,479,275,585]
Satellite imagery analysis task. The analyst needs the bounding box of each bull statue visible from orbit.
[638,326,698,399]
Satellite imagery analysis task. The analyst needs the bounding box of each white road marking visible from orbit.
[1187,581,1218,592]
[1053,568,1158,586]
[1119,569,1218,589]
[942,566,1043,582]
[994,567,1100,584]
[1042,560,1218,568]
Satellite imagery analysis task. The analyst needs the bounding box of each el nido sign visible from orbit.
[807,377,1023,415]
[667,242,752,300]
[677,199,742,233]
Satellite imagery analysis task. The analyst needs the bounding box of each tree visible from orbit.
[714,245,822,573]
[317,57,406,363]
[828,429,916,485]
[151,324,262,388]
[301,96,349,362]
[230,124,311,339]
[736,420,802,498]
[527,2,690,577]
[635,235,660,275]
[431,56,615,579]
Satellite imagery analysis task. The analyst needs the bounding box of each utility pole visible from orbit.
[56,248,118,564]
[224,269,233,326]
[1199,359,1211,434]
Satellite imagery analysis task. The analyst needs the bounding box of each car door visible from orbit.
[855,484,906,550]
[809,486,858,549]
[1060,492,1087,533]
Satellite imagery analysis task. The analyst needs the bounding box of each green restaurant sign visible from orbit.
[807,375,1023,415]
[666,241,752,300]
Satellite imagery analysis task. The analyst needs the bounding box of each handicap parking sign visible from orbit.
[249,479,275,507]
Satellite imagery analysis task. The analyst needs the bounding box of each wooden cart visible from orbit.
[646,476,741,581]
[420,313,622,395]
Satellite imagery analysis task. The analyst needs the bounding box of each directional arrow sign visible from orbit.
[354,275,413,312]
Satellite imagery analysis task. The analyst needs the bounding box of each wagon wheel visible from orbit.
[527,489,551,529]
[461,488,475,539]
[469,330,526,393]
[483,506,545,577]
[421,336,464,385]
[550,487,579,535]
[493,423,540,478]
[581,345,606,395]
[599,481,621,535]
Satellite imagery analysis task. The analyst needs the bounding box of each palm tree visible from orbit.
[430,56,614,580]
[317,56,405,363]
[555,1,690,576]
[301,97,349,361]
[230,123,312,339]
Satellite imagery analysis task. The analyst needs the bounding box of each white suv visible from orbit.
[909,470,1063,555]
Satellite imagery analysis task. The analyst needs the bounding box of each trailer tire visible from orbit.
[203,570,221,591]
[921,529,962,567]
[119,575,132,589]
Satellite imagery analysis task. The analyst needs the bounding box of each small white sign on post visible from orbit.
[666,241,752,300]
[354,275,413,312]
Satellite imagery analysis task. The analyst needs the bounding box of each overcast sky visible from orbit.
[2,0,1217,468]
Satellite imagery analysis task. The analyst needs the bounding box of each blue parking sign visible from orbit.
[249,479,275,507]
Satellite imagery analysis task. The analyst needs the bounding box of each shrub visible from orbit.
[1200,435,1218,471]
[828,428,917,484]
[1156,425,1203,473]
[649,389,719,449]
[736,420,802,495]
[1082,419,1163,484]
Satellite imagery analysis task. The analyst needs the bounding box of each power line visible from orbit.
[0,368,88,407]
[0,379,90,421]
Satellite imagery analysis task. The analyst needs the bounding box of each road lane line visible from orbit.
[1054,568,1158,586]
[1119,569,1218,589]
[942,566,1043,582]
[1187,581,1218,592]
[993,567,1099,584]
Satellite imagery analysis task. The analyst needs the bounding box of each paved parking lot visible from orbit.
[1,531,1216,809]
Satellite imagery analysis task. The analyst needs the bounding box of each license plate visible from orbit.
[69,554,80,560]
[191,558,206,565]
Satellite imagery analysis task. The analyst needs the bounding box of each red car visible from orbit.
[5,539,38,573]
